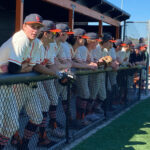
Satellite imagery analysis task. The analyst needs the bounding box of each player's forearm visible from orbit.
[47,64,60,73]
[54,59,70,70]
[72,61,86,68]
[33,64,55,75]
[21,66,33,73]
[72,61,92,69]
[60,61,72,70]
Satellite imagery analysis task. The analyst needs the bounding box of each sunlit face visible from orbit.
[87,39,97,50]
[108,41,113,49]
[23,23,42,40]
[116,45,122,51]
[103,41,113,50]
[123,45,130,51]
[44,31,54,43]
[77,36,85,46]
[59,32,68,42]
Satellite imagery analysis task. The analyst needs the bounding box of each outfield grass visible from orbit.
[72,98,150,150]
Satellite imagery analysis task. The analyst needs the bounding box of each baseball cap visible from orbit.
[73,28,86,36]
[56,23,74,35]
[135,43,145,50]
[115,39,127,47]
[124,39,133,45]
[41,20,61,33]
[24,13,44,26]
[139,37,145,43]
[85,32,99,40]
[73,28,90,39]
[115,39,122,47]
[102,33,116,43]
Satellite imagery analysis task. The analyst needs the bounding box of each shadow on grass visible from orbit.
[72,98,150,150]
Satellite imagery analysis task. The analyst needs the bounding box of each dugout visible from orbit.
[0,0,130,45]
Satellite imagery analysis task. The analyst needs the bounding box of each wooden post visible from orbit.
[68,9,74,31]
[116,26,120,39]
[98,20,103,37]
[15,0,24,32]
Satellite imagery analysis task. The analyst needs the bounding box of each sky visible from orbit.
[88,0,150,38]
[107,0,150,22]
[107,0,150,38]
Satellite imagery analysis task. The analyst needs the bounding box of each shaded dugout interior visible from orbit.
[0,0,130,45]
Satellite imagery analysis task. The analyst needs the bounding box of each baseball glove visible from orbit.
[58,71,76,86]
[97,56,112,68]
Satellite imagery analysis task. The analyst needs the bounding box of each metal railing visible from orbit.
[0,66,144,150]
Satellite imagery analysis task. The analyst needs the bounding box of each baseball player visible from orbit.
[84,33,111,119]
[116,39,134,104]
[2,14,45,150]
[71,31,98,127]
[98,33,119,110]
[67,29,98,125]
[0,43,19,150]
[34,20,63,147]
[129,43,147,90]
[87,39,107,116]
[42,23,73,138]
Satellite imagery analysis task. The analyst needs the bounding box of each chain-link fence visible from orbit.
[0,67,143,150]
[123,21,150,93]
[124,21,150,58]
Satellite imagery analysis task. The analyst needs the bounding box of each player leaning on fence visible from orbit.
[34,20,63,147]
[11,14,46,150]
[0,13,45,150]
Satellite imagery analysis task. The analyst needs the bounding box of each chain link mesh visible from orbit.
[0,68,143,150]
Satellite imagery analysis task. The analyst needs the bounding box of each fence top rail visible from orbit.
[0,66,143,85]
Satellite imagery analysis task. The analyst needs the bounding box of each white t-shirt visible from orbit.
[57,42,72,61]
[73,46,88,62]
[53,41,60,57]
[39,41,59,65]
[0,30,41,72]
[108,47,116,60]
[121,48,130,65]
[87,50,94,63]
[0,38,12,66]
[116,50,123,63]
[92,44,102,61]
[101,48,110,57]
[7,30,40,66]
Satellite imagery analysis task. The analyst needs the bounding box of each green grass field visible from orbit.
[72,98,150,150]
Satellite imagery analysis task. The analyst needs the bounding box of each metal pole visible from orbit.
[123,20,126,41]
[66,82,71,143]
[121,0,124,9]
[138,69,142,100]
[146,20,149,94]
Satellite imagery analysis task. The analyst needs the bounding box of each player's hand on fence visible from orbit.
[21,61,33,72]
[88,62,98,70]
[111,60,119,70]
[97,58,105,68]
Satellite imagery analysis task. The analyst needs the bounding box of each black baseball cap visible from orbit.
[24,13,44,26]
[41,20,61,33]
[124,39,133,45]
[102,33,116,43]
[115,39,127,47]
[139,37,145,43]
[56,23,74,35]
[73,28,86,36]
[85,32,98,40]
[135,43,145,50]
[115,39,123,47]
[73,28,90,39]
